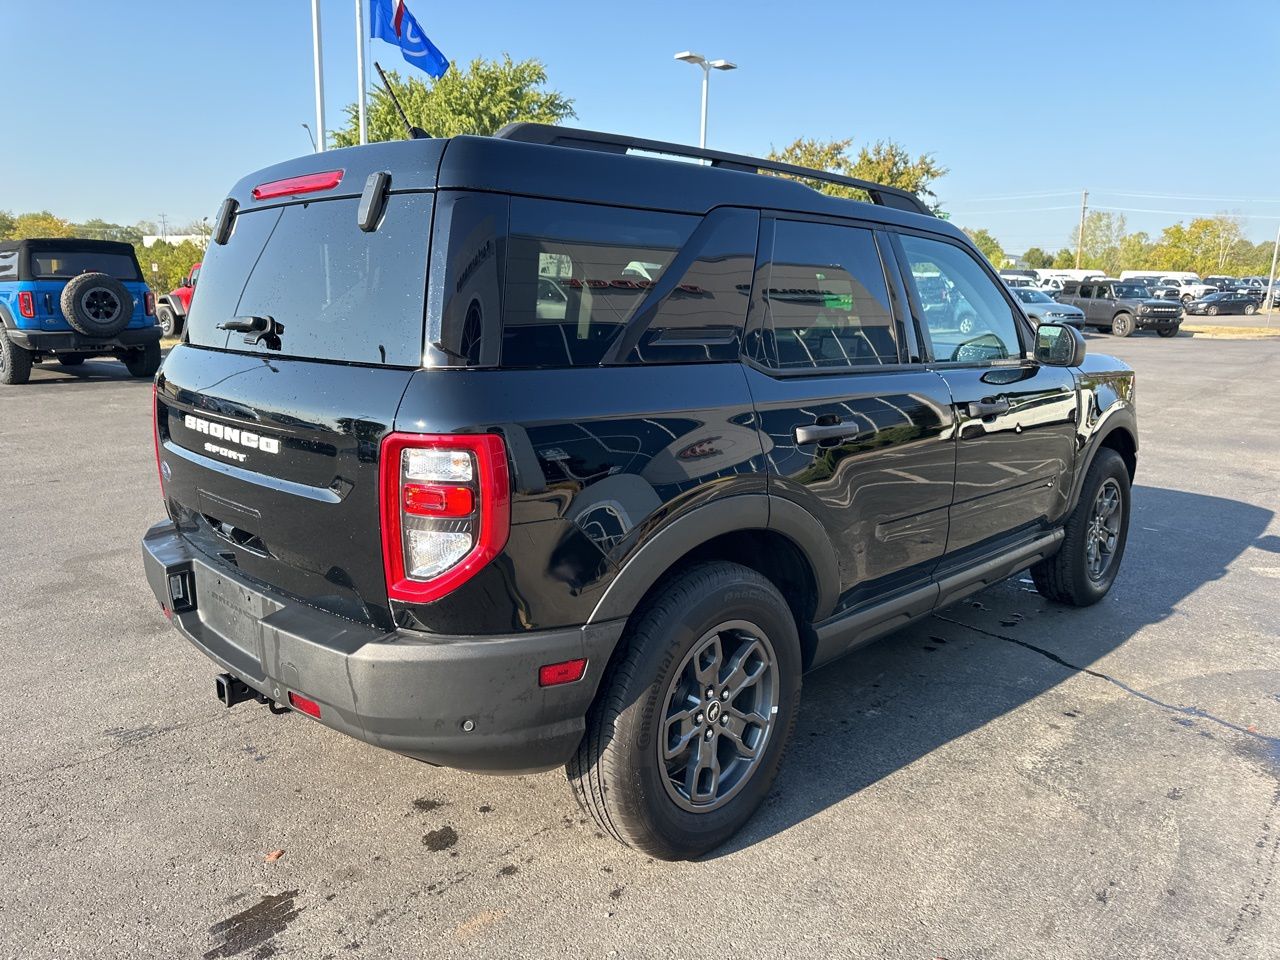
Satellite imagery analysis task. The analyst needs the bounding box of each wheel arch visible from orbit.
[1068,417,1137,514]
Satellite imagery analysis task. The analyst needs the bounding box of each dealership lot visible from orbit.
[1,334,1277,959]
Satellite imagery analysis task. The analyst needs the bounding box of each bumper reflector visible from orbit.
[288,691,322,718]
[538,658,588,687]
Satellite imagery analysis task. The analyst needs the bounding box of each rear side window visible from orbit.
[30,250,141,281]
[764,220,899,368]
[503,199,697,368]
[187,194,433,367]
[0,250,16,281]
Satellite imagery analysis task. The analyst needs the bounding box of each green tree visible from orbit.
[766,137,947,210]
[9,211,75,240]
[1052,248,1075,269]
[1022,247,1053,269]
[75,218,144,244]
[963,227,1006,266]
[332,56,575,146]
[1067,211,1126,275]
[132,239,206,294]
[0,210,14,241]
[1116,231,1153,271]
[1151,215,1248,276]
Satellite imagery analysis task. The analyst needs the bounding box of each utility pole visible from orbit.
[158,213,169,241]
[1266,220,1279,326]
[1075,189,1088,269]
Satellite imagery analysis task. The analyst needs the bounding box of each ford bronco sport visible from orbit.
[1056,278,1183,337]
[141,125,1137,859]
[0,238,161,384]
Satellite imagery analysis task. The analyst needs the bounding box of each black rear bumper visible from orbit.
[141,520,625,773]
[8,325,161,353]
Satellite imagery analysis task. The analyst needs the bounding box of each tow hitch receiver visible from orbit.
[215,672,256,708]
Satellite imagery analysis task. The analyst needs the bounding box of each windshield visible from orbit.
[1114,284,1149,298]
[1015,289,1053,303]
[30,250,141,281]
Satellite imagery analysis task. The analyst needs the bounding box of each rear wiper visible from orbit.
[218,315,285,350]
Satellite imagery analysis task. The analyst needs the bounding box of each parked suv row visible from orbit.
[142,125,1137,859]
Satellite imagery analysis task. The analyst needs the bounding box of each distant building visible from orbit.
[142,234,207,248]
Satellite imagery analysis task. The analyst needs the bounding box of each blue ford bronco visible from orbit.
[0,238,162,384]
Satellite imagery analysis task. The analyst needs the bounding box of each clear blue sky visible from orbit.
[2,0,1278,252]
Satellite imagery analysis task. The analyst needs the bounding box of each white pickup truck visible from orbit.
[1152,276,1219,303]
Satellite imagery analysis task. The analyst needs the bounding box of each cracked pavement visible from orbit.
[1,334,1277,959]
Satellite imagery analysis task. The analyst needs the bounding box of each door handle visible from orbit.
[794,421,868,445]
[967,397,1011,419]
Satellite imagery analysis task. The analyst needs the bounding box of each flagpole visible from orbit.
[310,0,326,152]
[355,0,368,144]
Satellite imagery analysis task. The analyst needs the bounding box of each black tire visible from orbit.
[157,303,183,338]
[1181,294,1194,305]
[57,354,86,367]
[1244,302,1257,316]
[0,328,33,385]
[123,340,162,378]
[60,273,133,338]
[1206,305,1219,316]
[1156,327,1178,338]
[1111,312,1134,337]
[1031,448,1130,607]
[567,561,802,860]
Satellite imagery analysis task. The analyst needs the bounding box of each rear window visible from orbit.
[187,194,433,366]
[30,250,141,281]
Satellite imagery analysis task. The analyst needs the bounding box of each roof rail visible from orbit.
[494,123,935,218]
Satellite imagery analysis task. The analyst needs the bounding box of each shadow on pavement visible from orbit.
[707,484,1274,857]
[11,357,159,389]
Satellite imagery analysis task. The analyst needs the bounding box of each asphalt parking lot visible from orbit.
[1,331,1278,959]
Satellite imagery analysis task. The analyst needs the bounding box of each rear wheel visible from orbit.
[0,328,33,385]
[1111,312,1134,337]
[57,354,86,367]
[1031,448,1130,606]
[123,340,162,378]
[567,561,801,860]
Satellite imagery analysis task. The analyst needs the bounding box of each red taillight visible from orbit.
[144,291,156,316]
[18,291,35,318]
[379,433,510,604]
[539,659,588,687]
[252,169,344,200]
[288,691,322,718]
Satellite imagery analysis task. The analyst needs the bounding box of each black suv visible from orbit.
[141,125,1137,859]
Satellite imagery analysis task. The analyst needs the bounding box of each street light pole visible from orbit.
[674,52,737,149]
[1266,220,1279,326]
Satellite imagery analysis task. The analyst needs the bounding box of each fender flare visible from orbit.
[0,302,12,329]
[1066,406,1137,513]
[157,295,186,318]
[587,494,841,625]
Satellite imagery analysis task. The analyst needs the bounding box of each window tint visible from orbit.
[900,233,1022,363]
[502,199,696,368]
[427,191,509,367]
[764,220,898,368]
[1078,284,1094,299]
[0,250,16,281]
[187,193,433,366]
[30,250,140,281]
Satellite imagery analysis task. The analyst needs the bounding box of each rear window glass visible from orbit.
[30,251,141,281]
[187,194,433,366]
[503,199,697,367]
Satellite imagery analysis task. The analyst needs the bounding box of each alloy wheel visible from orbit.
[658,620,779,813]
[82,288,121,322]
[1085,478,1123,581]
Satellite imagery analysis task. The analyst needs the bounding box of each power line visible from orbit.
[1093,205,1280,220]
[944,190,1079,202]
[948,205,1079,214]
[1093,190,1280,204]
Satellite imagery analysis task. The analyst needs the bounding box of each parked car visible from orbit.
[1056,278,1183,336]
[1012,287,1085,327]
[142,124,1137,860]
[1184,291,1262,316]
[156,261,201,337]
[1153,276,1219,303]
[1202,275,1238,293]
[0,238,162,384]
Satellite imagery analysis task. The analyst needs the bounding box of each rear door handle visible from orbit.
[794,421,868,445]
[968,397,1011,419]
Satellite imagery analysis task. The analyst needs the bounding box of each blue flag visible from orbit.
[370,0,449,79]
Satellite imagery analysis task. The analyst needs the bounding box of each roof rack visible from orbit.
[494,123,934,218]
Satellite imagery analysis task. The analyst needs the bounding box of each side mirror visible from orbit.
[1035,323,1086,367]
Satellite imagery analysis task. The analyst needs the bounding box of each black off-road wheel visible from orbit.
[1111,312,1134,337]
[123,340,162,378]
[157,303,183,338]
[568,561,802,860]
[60,273,133,338]
[0,328,33,385]
[57,354,86,367]
[1031,448,1130,606]
[1156,327,1178,338]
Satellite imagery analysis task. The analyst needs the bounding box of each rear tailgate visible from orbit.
[155,143,444,628]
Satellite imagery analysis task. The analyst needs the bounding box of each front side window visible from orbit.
[900,233,1022,363]
[763,220,899,369]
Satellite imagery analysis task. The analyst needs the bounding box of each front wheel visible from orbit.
[1157,326,1178,338]
[957,312,977,335]
[1206,305,1219,316]
[1244,302,1257,316]
[1031,448,1130,606]
[157,304,183,338]
[567,561,801,860]
[123,340,162,378]
[1111,312,1134,337]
